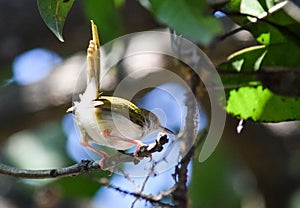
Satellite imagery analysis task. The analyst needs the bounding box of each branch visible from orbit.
[97,178,175,208]
[0,159,175,207]
[216,2,299,43]
[0,160,100,179]
[0,134,170,179]
[172,130,208,207]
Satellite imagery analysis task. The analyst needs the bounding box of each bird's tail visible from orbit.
[87,20,101,98]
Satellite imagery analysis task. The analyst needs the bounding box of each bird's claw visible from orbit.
[99,157,114,175]
[134,145,152,158]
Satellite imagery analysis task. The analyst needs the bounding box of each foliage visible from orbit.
[189,150,240,207]
[30,0,300,206]
[83,0,125,43]
[226,86,300,122]
[218,0,300,122]
[37,0,74,42]
[149,0,221,44]
[37,0,300,123]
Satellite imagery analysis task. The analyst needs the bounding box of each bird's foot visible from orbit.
[81,136,113,173]
[134,144,152,159]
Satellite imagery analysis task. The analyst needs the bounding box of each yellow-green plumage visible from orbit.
[93,96,148,128]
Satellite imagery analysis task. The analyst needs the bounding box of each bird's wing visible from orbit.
[93,96,146,128]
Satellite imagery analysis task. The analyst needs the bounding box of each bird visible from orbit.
[67,20,174,169]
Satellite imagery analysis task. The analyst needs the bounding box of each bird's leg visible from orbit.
[102,129,148,157]
[81,136,109,169]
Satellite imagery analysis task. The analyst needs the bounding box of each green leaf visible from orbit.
[220,74,260,92]
[240,0,265,17]
[226,0,300,44]
[256,32,270,45]
[222,0,300,68]
[219,45,267,72]
[226,85,300,122]
[219,1,300,122]
[262,43,300,67]
[149,0,221,44]
[189,150,240,207]
[37,0,74,42]
[250,22,288,45]
[55,174,105,197]
[84,0,124,43]
[220,41,300,72]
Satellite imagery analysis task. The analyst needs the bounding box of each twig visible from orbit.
[98,178,175,208]
[170,28,208,207]
[0,160,100,179]
[216,2,300,43]
[120,169,140,191]
[130,164,154,208]
[172,130,208,208]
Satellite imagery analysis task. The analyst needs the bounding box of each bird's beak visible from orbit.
[160,126,175,135]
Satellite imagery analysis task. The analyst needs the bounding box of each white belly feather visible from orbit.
[74,81,143,150]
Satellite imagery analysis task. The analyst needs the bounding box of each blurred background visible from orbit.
[1,0,300,208]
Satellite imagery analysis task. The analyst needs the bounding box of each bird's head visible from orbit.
[142,109,174,136]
